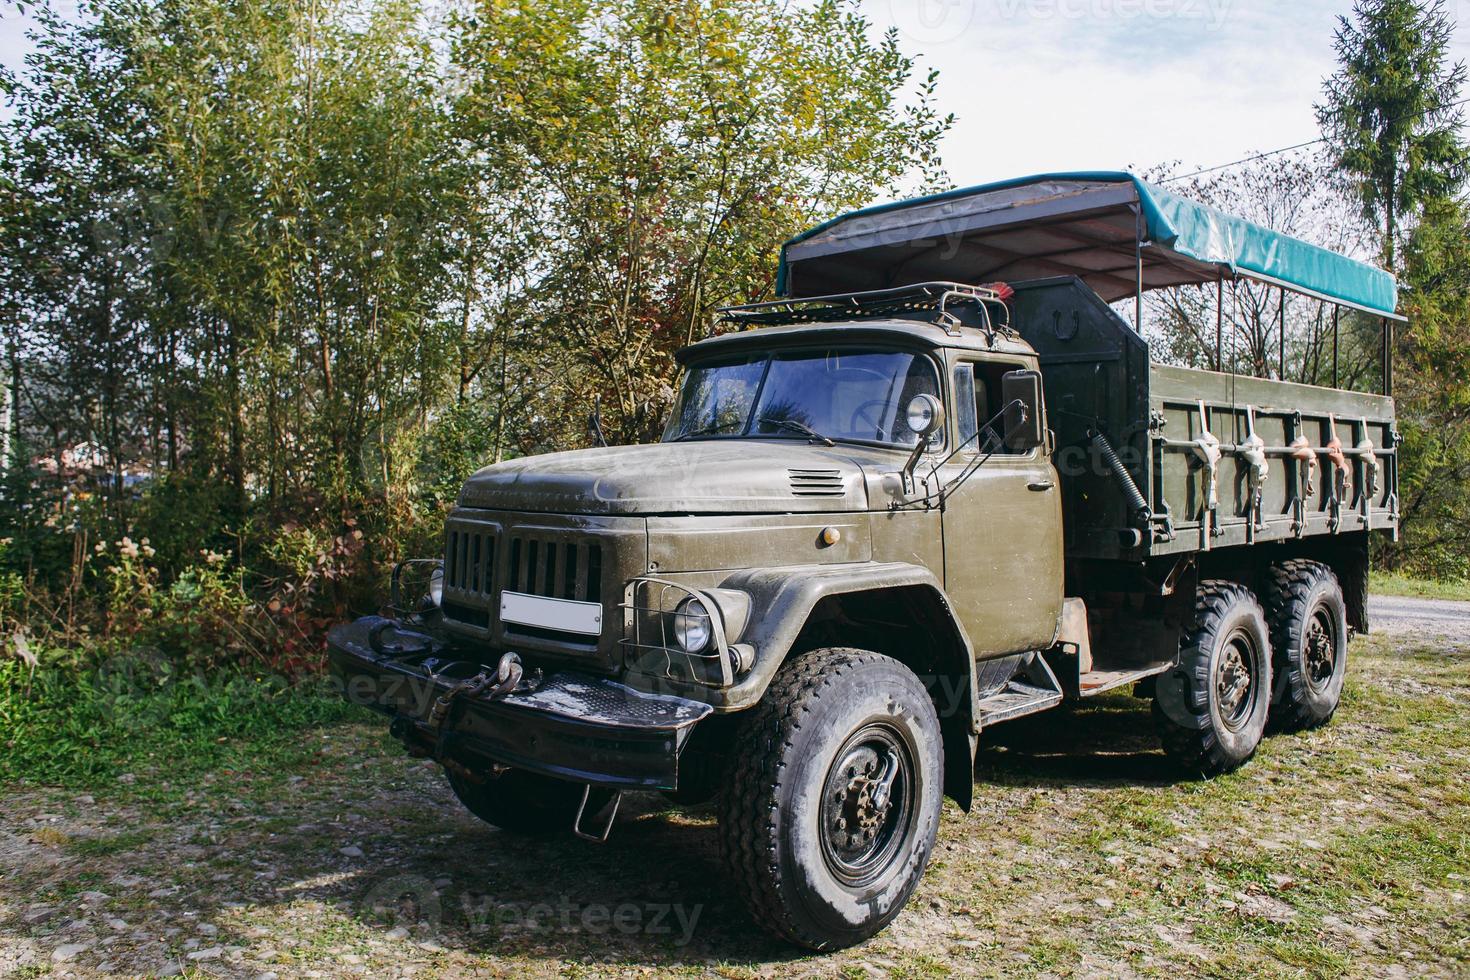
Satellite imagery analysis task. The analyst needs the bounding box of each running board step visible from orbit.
[977,654,1064,727]
[1076,661,1173,698]
[977,682,1064,726]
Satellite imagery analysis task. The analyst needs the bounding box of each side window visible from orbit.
[960,360,1031,455]
[953,364,981,451]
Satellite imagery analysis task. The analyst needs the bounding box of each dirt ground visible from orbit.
[2,601,1467,979]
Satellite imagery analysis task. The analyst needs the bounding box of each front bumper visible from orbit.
[326,616,712,790]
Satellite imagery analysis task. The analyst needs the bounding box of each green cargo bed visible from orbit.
[1010,278,1396,563]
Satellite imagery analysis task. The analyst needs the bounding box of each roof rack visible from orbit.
[718,281,1011,337]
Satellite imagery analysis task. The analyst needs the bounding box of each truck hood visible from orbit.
[457,441,878,515]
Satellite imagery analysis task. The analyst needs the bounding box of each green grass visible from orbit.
[1370,569,1470,600]
[1,635,1465,978]
[0,658,359,787]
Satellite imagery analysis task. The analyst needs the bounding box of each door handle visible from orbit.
[1027,479,1055,492]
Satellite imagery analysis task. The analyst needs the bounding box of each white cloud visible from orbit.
[865,0,1470,193]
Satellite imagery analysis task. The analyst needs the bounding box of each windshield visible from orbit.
[663,348,942,448]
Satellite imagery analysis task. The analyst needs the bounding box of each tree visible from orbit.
[452,0,951,444]
[1317,0,1469,270]
[1392,198,1470,576]
[1,0,954,629]
[4,1,164,522]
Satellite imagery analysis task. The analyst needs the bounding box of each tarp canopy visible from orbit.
[777,172,1400,319]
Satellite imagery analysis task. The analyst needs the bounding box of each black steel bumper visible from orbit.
[326,616,712,791]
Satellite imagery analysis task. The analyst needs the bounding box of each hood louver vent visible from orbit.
[788,468,846,497]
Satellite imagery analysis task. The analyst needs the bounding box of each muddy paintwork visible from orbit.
[458,441,872,515]
[446,316,1068,706]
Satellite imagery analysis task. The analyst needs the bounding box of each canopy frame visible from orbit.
[776,171,1403,396]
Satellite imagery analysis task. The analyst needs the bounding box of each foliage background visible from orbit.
[0,0,1467,714]
[0,0,952,683]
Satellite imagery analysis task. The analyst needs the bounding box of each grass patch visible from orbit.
[1370,570,1470,601]
[0,658,360,788]
[0,635,1464,978]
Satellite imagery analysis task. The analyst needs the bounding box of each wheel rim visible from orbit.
[819,723,915,888]
[1215,627,1260,731]
[1302,604,1339,695]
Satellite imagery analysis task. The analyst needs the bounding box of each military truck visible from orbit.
[328,173,1401,950]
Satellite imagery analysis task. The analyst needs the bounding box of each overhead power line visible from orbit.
[1159,95,1470,184]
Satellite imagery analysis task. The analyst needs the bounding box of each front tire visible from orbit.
[448,768,612,836]
[1153,581,1272,777]
[1265,560,1348,731]
[718,648,943,950]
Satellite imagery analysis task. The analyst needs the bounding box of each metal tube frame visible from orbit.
[1332,305,1340,388]
[1215,277,1224,372]
[1278,286,1286,380]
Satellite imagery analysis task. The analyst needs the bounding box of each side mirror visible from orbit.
[1001,370,1044,451]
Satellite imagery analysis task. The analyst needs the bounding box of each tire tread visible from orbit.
[1154,580,1269,777]
[717,648,931,949]
[1264,559,1344,731]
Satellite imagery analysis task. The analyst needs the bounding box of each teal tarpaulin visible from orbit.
[777,171,1399,318]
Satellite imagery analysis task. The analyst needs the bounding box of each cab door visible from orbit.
[938,354,1064,655]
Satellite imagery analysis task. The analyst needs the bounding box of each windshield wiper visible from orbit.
[758,417,836,447]
[672,419,744,441]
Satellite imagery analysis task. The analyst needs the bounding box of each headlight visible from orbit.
[428,566,444,607]
[672,598,713,653]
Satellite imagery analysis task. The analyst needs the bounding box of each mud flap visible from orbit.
[1153,666,1203,730]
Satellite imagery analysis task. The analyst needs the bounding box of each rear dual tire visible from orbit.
[1155,566,1348,776]
[1154,581,1272,776]
[1265,560,1348,731]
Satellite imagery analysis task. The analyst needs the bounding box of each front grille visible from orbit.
[442,600,489,628]
[446,527,496,594]
[506,535,603,603]
[443,526,604,608]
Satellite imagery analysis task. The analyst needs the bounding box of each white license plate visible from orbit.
[499,591,604,637]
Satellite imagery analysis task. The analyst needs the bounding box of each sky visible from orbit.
[3,0,1470,191]
[864,0,1470,188]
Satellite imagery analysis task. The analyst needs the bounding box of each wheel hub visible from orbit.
[832,750,897,846]
[820,727,912,886]
[1303,610,1336,689]
[1216,631,1257,729]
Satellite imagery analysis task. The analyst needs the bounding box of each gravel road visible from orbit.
[1368,594,1470,645]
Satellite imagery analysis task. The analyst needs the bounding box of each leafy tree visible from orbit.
[1393,199,1470,576]
[1317,0,1469,269]
[4,2,164,523]
[452,0,951,444]
[1,0,954,642]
